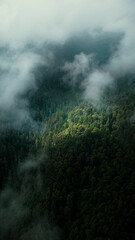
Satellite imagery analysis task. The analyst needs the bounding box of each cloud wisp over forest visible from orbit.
[0,1,135,239]
[0,0,135,124]
[0,152,60,240]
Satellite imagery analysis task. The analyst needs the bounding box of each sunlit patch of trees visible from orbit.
[0,77,135,240]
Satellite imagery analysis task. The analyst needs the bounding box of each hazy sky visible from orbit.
[0,0,135,123]
[0,0,134,46]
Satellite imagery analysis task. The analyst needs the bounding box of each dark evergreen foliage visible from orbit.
[0,75,135,240]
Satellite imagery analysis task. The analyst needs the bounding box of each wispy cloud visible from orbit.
[62,53,94,86]
[0,152,60,240]
[0,0,135,120]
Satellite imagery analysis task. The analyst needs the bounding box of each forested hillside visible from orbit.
[0,0,135,239]
[0,72,135,240]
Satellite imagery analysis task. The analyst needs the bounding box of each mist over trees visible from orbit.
[0,0,135,240]
[0,54,135,239]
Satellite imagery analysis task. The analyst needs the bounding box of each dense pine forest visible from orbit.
[0,63,135,240]
[1,1,135,239]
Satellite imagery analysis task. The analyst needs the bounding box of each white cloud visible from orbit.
[0,49,41,126]
[0,0,133,47]
[0,0,135,118]
[0,52,38,109]
[0,47,54,127]
[62,53,114,101]
[62,53,94,86]
[84,70,114,101]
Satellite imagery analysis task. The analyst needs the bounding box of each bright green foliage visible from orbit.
[0,77,135,240]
